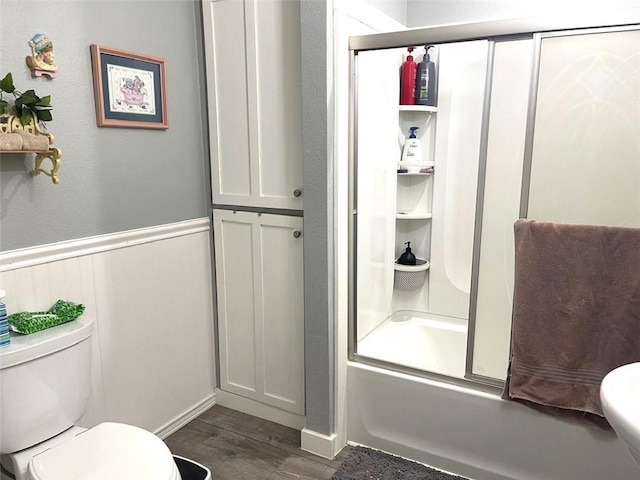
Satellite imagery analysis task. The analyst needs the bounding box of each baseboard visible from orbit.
[0,218,211,272]
[301,428,340,460]
[156,393,217,439]
[215,388,305,430]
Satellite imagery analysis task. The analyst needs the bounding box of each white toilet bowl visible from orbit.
[0,317,181,480]
[21,423,180,480]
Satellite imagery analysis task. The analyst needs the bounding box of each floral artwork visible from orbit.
[90,45,168,129]
[107,64,156,115]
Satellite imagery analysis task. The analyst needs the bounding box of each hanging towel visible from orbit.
[503,219,640,429]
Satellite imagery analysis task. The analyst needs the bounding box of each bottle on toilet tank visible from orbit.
[0,290,9,346]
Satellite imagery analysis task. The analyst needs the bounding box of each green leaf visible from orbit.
[20,109,33,126]
[36,109,52,122]
[0,99,7,115]
[19,89,39,105]
[0,73,15,94]
[39,95,51,106]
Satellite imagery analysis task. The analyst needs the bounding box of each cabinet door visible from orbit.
[204,0,303,210]
[213,209,305,414]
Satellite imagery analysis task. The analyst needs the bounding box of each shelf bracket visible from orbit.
[31,147,62,184]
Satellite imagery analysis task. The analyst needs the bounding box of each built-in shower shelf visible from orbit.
[399,105,437,113]
[397,161,435,168]
[397,171,432,176]
[393,259,430,291]
[394,260,430,272]
[397,161,434,175]
[396,212,432,220]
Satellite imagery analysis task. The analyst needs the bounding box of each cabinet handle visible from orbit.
[293,230,302,238]
[293,189,302,198]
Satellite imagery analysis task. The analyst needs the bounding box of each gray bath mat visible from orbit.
[332,446,469,480]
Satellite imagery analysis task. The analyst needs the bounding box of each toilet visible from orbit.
[0,317,181,480]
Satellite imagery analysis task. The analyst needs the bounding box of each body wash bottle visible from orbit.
[401,126,422,165]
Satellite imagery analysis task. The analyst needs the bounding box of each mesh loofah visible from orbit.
[8,300,85,335]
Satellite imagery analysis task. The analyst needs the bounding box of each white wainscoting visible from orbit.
[0,218,217,438]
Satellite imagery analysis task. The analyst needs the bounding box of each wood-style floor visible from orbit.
[165,405,353,480]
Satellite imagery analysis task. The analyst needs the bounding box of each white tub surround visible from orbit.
[348,362,639,480]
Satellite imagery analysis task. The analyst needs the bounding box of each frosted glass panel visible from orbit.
[528,29,640,226]
[472,39,532,381]
[355,48,399,341]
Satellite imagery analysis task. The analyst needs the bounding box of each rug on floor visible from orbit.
[332,446,469,480]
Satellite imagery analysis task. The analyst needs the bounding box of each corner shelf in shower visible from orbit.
[399,105,437,113]
[394,102,437,295]
[397,161,435,175]
[397,171,433,176]
[394,260,430,272]
[396,212,432,220]
[393,259,430,291]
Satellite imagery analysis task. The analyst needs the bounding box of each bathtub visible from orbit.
[357,311,467,378]
[347,362,638,480]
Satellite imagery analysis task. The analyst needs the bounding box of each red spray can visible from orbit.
[400,47,417,105]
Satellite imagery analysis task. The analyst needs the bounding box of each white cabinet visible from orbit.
[213,209,304,415]
[203,0,303,210]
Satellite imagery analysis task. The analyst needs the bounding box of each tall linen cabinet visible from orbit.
[202,0,305,427]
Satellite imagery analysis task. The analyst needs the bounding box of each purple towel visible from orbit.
[503,219,640,429]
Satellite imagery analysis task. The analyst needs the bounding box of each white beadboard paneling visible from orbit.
[0,219,215,436]
[92,231,215,433]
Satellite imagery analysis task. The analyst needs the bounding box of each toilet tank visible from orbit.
[0,317,93,453]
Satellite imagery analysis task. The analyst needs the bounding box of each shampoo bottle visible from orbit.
[397,242,417,265]
[400,46,417,105]
[415,45,437,107]
[401,126,421,164]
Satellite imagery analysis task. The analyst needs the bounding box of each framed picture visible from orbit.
[90,45,168,129]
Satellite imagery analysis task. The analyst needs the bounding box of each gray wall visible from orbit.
[300,0,335,436]
[0,0,209,252]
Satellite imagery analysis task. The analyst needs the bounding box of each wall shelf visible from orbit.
[0,114,62,184]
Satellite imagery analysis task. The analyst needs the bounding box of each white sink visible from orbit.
[601,362,640,467]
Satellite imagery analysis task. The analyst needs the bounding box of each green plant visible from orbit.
[0,72,53,126]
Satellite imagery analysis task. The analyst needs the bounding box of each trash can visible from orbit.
[174,455,212,480]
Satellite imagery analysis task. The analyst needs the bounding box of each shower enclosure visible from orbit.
[353,39,488,380]
[347,15,640,479]
[349,18,640,386]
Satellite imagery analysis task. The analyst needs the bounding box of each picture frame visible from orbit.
[90,45,168,129]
